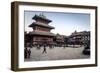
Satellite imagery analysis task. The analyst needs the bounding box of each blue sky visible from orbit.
[24,11,90,36]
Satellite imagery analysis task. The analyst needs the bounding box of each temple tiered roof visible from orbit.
[29,22,55,29]
[32,14,52,23]
[29,13,55,37]
[29,14,55,29]
[29,31,55,37]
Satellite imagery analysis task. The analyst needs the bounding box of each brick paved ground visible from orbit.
[25,46,90,61]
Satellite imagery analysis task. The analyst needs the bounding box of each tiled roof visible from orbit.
[32,14,52,22]
[29,22,55,29]
[29,31,55,37]
[71,31,90,36]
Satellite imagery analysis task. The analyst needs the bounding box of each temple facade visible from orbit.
[28,13,55,46]
[65,31,90,46]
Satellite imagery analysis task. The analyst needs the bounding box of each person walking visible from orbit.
[42,44,47,54]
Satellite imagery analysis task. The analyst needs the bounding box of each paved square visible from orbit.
[25,46,90,61]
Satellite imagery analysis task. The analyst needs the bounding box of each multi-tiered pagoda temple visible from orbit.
[29,13,55,46]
